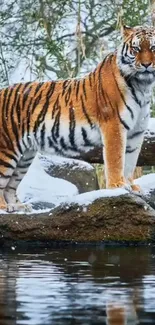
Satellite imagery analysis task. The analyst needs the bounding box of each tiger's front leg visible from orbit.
[101,118,128,189]
[125,113,150,194]
[125,132,146,193]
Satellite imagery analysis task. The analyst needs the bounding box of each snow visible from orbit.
[65,188,128,207]
[40,154,94,171]
[146,118,155,137]
[16,154,78,212]
[135,173,155,195]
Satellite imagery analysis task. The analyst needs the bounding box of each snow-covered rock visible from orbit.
[40,154,99,194]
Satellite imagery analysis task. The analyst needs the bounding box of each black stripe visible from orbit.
[52,95,60,118]
[20,156,34,163]
[22,82,32,109]
[98,56,113,119]
[51,111,60,143]
[0,150,18,164]
[16,92,21,125]
[0,172,10,179]
[7,186,16,190]
[144,113,150,120]
[126,146,137,153]
[0,159,14,169]
[32,92,43,114]
[26,98,33,137]
[125,77,141,106]
[83,79,87,99]
[20,171,28,175]
[34,84,56,136]
[76,80,80,99]
[40,123,46,150]
[114,76,134,119]
[17,163,31,169]
[10,84,23,154]
[122,43,135,62]
[81,95,93,128]
[98,57,107,77]
[69,106,77,149]
[65,85,72,105]
[4,87,13,118]
[60,137,68,151]
[1,88,16,152]
[2,87,9,117]
[110,65,132,126]
[11,120,23,154]
[47,82,56,98]
[62,80,69,96]
[89,73,92,89]
[73,79,77,89]
[127,130,145,140]
[47,137,59,152]
[117,110,130,130]
[34,82,44,95]
[81,127,91,146]
[1,89,9,139]
[1,131,14,151]
[92,67,97,81]
[98,84,110,121]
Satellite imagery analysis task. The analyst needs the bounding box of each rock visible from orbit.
[31,202,55,211]
[0,193,155,245]
[144,189,155,210]
[40,155,99,193]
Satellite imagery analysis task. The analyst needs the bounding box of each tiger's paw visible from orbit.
[6,203,32,213]
[128,177,143,195]
[130,184,144,198]
[131,183,142,192]
[107,181,131,191]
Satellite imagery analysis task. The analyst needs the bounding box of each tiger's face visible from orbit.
[118,25,155,82]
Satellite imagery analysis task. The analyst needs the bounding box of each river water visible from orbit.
[0,245,155,324]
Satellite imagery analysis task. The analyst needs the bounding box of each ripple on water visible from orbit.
[0,246,154,324]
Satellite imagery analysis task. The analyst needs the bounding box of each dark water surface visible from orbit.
[0,245,155,324]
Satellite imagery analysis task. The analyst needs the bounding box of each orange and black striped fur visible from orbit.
[0,25,155,212]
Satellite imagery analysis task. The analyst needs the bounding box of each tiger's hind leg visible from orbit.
[0,154,18,211]
[4,150,36,212]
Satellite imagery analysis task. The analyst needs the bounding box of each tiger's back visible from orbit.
[0,76,102,159]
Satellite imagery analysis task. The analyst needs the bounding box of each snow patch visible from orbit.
[146,118,155,137]
[135,173,155,195]
[40,154,94,171]
[64,188,128,207]
[17,154,78,211]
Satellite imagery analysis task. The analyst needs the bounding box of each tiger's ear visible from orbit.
[121,25,134,39]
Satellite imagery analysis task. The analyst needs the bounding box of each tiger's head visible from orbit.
[117,25,155,83]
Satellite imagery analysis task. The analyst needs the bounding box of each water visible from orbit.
[0,246,155,324]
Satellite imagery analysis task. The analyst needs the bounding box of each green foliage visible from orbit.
[121,0,149,26]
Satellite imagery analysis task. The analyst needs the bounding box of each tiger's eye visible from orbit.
[132,46,140,53]
[151,46,155,52]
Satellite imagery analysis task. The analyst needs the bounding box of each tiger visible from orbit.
[0,25,155,212]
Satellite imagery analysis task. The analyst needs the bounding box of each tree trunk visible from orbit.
[76,134,155,166]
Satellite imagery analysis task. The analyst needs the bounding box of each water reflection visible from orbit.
[0,246,154,324]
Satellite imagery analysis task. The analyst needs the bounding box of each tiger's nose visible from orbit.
[141,63,151,68]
